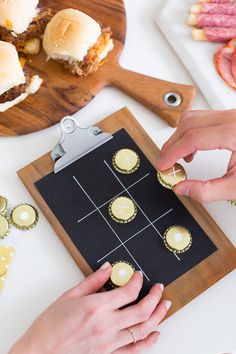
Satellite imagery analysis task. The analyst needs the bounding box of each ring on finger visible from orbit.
[128,327,137,344]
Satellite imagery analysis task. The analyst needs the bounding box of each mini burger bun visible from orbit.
[0,0,39,34]
[0,40,25,96]
[0,75,43,112]
[43,8,102,62]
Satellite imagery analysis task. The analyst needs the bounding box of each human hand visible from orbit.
[157,110,236,203]
[10,262,171,354]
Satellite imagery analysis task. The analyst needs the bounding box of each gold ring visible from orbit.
[128,327,137,344]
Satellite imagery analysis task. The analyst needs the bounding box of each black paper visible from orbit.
[36,129,217,298]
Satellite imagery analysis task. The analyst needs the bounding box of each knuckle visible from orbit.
[138,302,152,322]
[92,322,107,337]
[83,300,98,316]
[125,285,140,302]
[197,182,211,203]
[138,323,149,340]
[87,273,101,288]
[186,128,197,143]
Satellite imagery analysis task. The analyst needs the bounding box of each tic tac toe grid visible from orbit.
[35,129,217,298]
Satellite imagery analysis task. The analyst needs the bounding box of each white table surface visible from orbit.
[0,1,235,354]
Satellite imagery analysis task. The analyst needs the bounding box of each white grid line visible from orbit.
[73,176,150,281]
[104,160,181,262]
[97,208,173,263]
[77,173,150,224]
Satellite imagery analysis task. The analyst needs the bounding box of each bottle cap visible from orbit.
[0,196,9,215]
[11,204,39,230]
[157,163,187,190]
[164,225,192,253]
[112,149,140,174]
[109,196,137,223]
[0,215,10,240]
[110,261,135,287]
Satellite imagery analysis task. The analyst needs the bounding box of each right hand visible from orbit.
[157,109,236,203]
[10,262,171,354]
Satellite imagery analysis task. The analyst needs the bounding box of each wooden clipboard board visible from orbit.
[17,107,236,318]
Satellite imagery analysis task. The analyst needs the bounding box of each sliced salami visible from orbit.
[214,38,236,89]
[204,0,236,3]
[196,3,236,15]
[196,14,236,28]
[204,27,236,42]
[232,47,236,80]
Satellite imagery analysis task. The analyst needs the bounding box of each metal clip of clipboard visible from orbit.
[51,116,113,173]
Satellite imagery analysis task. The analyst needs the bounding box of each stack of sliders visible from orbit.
[0,41,42,112]
[0,5,114,112]
[43,9,114,77]
[0,0,52,55]
[188,0,236,90]
[188,0,236,43]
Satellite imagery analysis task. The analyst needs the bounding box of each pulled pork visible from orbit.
[0,69,30,103]
[64,27,113,77]
[0,8,53,53]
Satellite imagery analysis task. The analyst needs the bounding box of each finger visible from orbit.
[117,300,170,349]
[184,152,196,163]
[101,271,143,310]
[174,174,236,203]
[69,262,112,297]
[115,283,164,329]
[113,331,160,354]
[157,126,235,171]
[228,151,236,172]
[159,110,224,159]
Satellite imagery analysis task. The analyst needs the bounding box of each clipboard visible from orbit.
[18,107,236,318]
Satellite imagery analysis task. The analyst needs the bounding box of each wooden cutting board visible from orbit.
[0,0,195,136]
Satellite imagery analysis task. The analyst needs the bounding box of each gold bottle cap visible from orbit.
[0,196,9,215]
[157,163,187,190]
[164,225,192,253]
[0,246,15,276]
[0,215,10,240]
[110,261,135,287]
[109,196,137,223]
[112,149,140,174]
[11,204,39,230]
[228,200,236,206]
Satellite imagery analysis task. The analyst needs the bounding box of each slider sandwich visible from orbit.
[0,0,52,55]
[0,41,42,112]
[43,9,114,77]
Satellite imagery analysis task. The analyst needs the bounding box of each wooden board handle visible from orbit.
[107,65,196,127]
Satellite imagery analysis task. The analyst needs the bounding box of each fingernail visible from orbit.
[165,300,172,310]
[174,185,189,196]
[159,283,164,292]
[139,271,143,277]
[100,261,110,270]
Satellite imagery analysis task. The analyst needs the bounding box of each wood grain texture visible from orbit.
[18,107,236,319]
[0,0,195,136]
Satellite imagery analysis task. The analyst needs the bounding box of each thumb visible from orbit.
[173,174,236,203]
[70,262,112,297]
